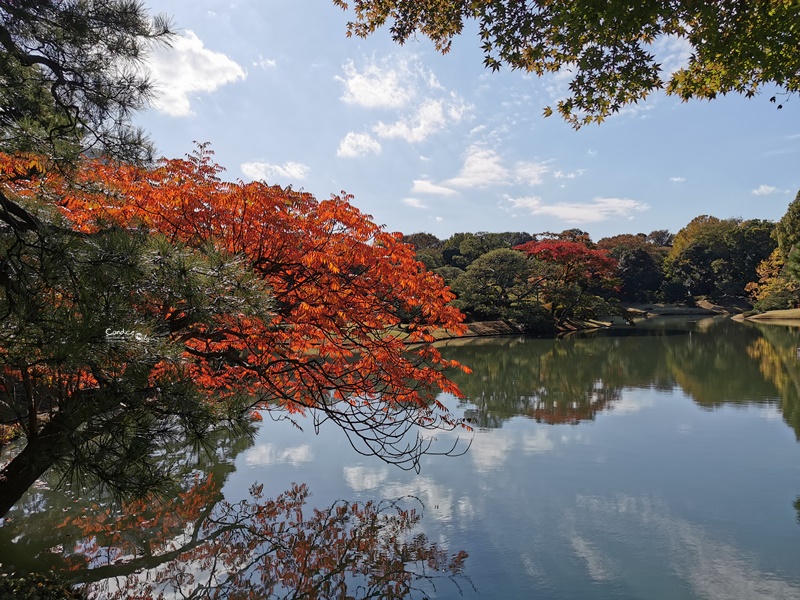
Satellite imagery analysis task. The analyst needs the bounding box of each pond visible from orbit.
[1,317,800,599]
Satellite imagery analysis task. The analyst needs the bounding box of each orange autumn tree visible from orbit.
[0,147,468,517]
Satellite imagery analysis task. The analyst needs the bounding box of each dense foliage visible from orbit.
[334,0,800,127]
[664,216,776,300]
[402,206,799,332]
[0,149,469,518]
[515,239,618,326]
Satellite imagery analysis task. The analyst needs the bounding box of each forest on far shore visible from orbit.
[401,190,800,333]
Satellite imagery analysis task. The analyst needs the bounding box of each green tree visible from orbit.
[0,0,173,254]
[0,0,171,163]
[333,0,800,127]
[646,229,675,248]
[775,190,800,257]
[666,216,775,300]
[616,247,663,302]
[451,247,536,321]
[433,264,464,287]
[597,234,663,302]
[401,233,445,270]
[538,228,594,246]
[747,191,800,310]
[0,220,270,517]
[438,231,533,269]
[401,231,441,250]
[746,248,799,311]
[458,232,529,265]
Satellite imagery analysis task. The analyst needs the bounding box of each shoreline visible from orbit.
[447,302,800,341]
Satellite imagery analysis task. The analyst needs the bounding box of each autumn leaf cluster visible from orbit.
[0,146,470,514]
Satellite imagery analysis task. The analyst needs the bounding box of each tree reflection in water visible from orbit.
[438,318,800,524]
[0,423,469,599]
[440,319,800,439]
[52,476,468,600]
[440,335,629,428]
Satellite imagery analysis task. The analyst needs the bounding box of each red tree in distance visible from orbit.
[515,239,618,325]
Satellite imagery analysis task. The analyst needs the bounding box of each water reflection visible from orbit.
[566,493,800,599]
[440,337,624,428]
[3,318,800,599]
[0,428,469,599]
[66,479,468,599]
[440,318,800,438]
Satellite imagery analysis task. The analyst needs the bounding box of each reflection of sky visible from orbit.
[567,493,800,599]
[469,428,513,472]
[226,382,800,599]
[757,405,785,422]
[611,392,657,414]
[343,465,388,491]
[243,443,313,467]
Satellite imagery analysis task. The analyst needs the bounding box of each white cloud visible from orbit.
[587,149,598,156]
[336,57,418,109]
[751,184,782,196]
[516,161,550,185]
[612,394,656,414]
[569,493,800,600]
[757,406,783,421]
[148,31,246,117]
[403,197,428,209]
[411,180,458,196]
[241,160,310,181]
[508,195,544,210]
[654,35,693,77]
[253,55,276,69]
[446,146,510,188]
[670,176,686,182]
[337,132,381,158]
[555,169,585,180]
[381,477,456,523]
[570,533,617,582]
[507,195,649,223]
[338,57,469,144]
[373,96,469,143]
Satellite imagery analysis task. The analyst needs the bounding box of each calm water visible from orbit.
[2,317,800,599]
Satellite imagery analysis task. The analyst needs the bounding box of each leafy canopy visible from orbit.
[0,147,470,517]
[333,0,800,127]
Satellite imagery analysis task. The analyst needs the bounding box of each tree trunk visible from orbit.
[0,416,69,518]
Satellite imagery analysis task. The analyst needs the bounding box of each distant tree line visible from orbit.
[402,191,800,332]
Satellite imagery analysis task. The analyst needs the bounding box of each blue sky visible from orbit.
[137,1,800,242]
